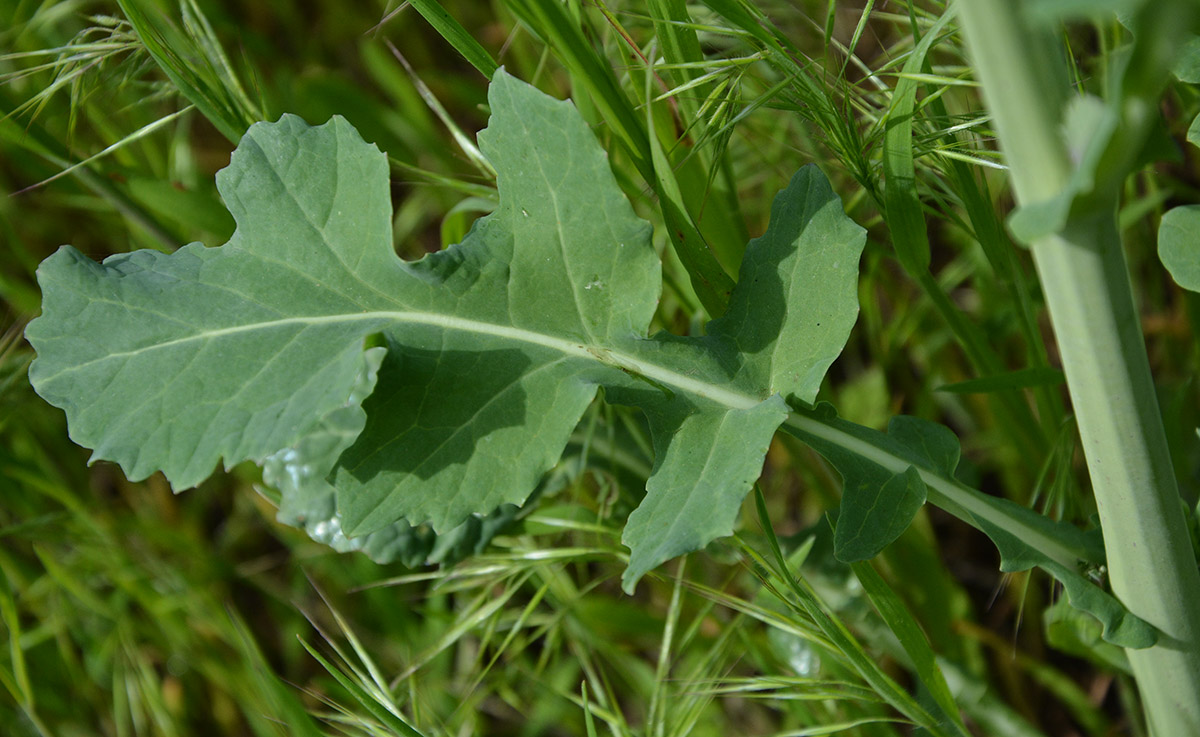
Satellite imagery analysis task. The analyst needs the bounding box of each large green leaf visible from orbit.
[27,69,866,589]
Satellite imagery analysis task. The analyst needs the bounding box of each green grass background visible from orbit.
[2,1,1199,735]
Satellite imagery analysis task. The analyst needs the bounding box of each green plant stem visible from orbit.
[1030,213,1200,734]
[957,2,1200,734]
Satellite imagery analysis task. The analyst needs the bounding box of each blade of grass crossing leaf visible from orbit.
[849,558,970,736]
[882,5,952,272]
[748,487,957,737]
[388,156,497,200]
[385,41,495,177]
[300,639,428,737]
[407,0,499,78]
[14,106,193,195]
[645,70,736,314]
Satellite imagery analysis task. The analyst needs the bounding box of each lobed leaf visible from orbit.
[27,113,398,489]
[27,69,866,589]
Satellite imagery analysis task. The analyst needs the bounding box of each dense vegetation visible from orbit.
[3,1,1199,735]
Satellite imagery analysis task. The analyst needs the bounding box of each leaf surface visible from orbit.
[27,113,398,488]
[262,346,517,566]
[27,69,866,588]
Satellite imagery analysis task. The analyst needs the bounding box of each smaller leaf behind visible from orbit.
[1158,205,1200,292]
[792,405,956,561]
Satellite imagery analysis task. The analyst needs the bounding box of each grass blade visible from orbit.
[405,0,498,78]
[849,558,969,736]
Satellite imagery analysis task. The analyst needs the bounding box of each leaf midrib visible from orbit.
[38,310,764,410]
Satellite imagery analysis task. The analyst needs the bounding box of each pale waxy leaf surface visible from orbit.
[27,70,866,589]
[262,346,516,566]
[27,113,398,488]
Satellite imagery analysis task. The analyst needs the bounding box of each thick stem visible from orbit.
[957,2,1200,735]
[1030,213,1200,735]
